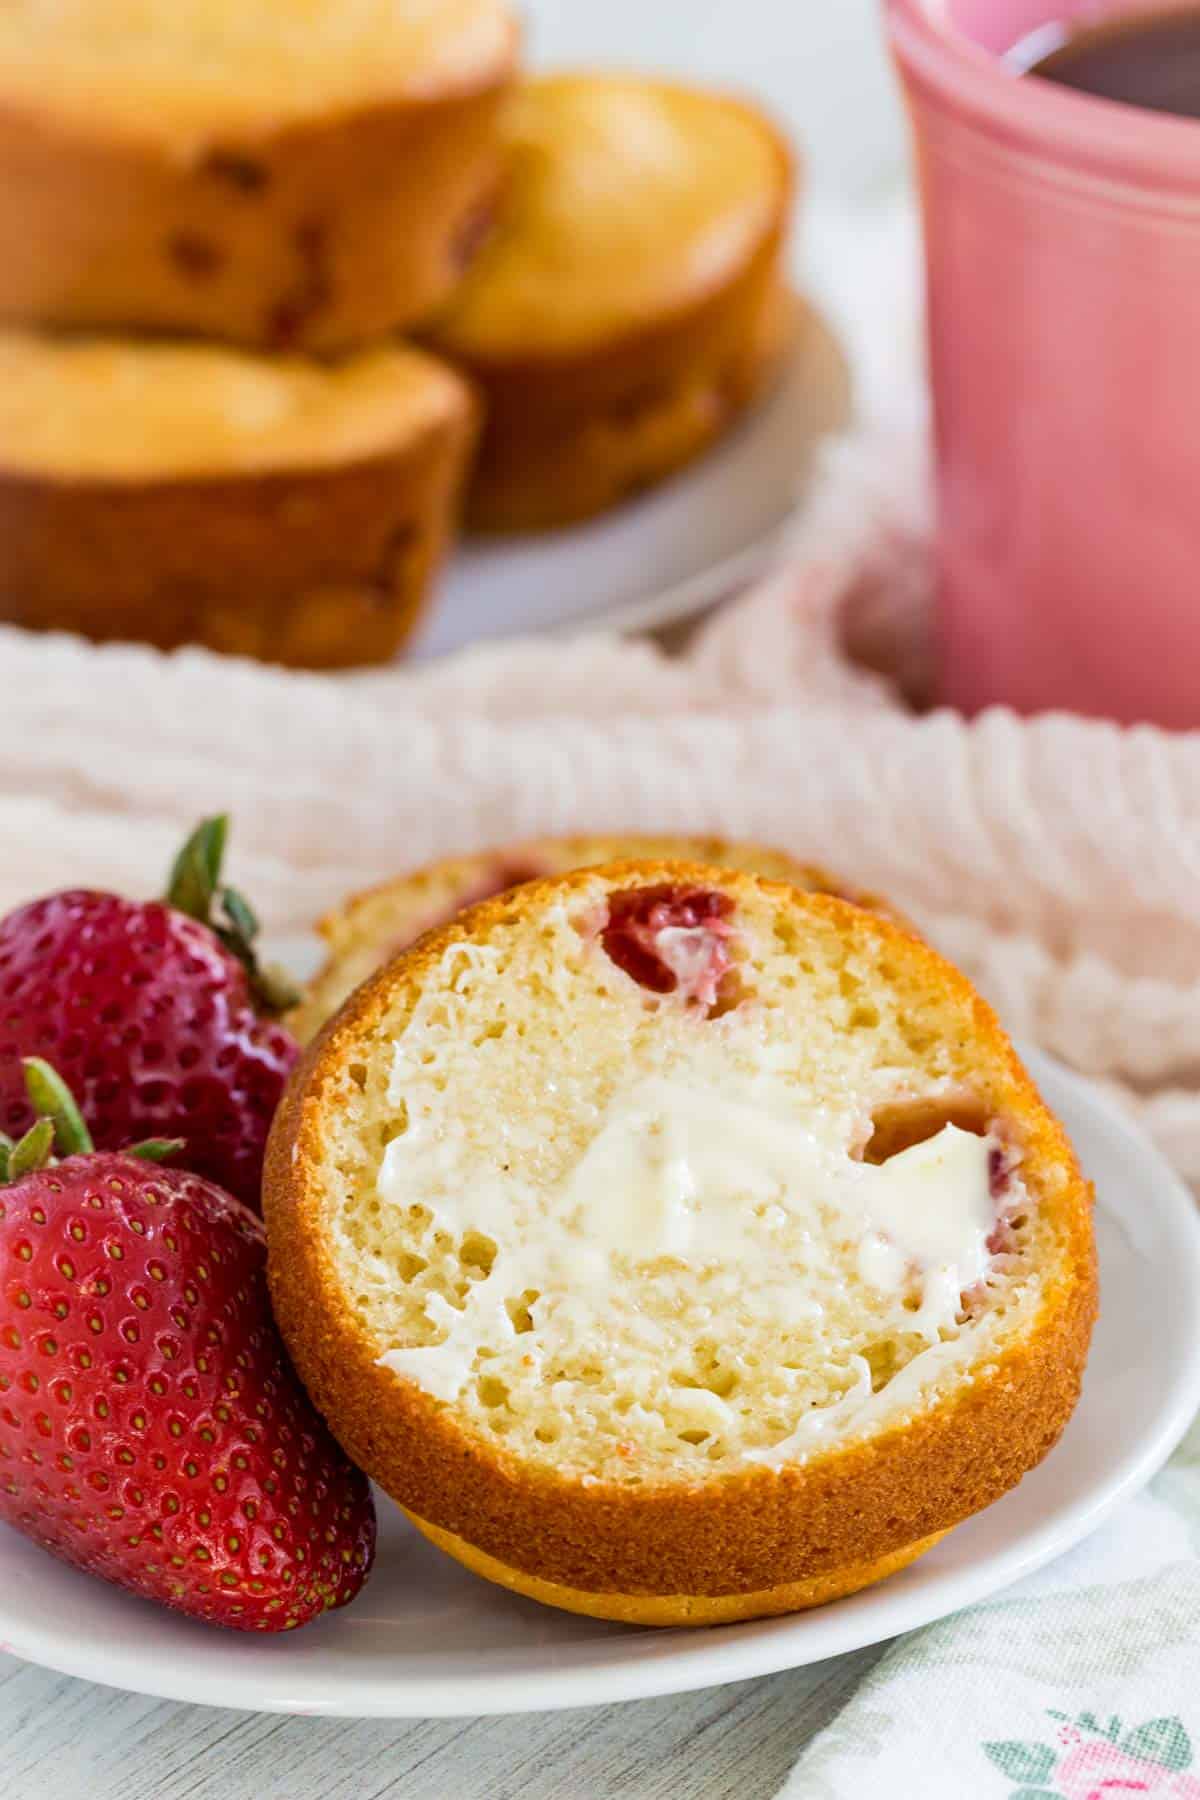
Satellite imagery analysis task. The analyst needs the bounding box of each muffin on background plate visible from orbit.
[425,74,796,531]
[0,332,477,668]
[0,0,518,348]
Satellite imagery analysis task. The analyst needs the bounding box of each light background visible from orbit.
[523,0,908,203]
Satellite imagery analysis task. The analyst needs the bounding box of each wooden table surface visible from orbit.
[0,1645,882,1800]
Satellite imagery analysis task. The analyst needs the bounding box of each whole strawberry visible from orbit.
[0,816,299,1209]
[0,1061,375,1630]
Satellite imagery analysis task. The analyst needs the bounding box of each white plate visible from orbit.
[2,1048,1199,1717]
[409,299,851,658]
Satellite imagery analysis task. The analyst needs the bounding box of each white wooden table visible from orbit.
[1,1645,883,1799]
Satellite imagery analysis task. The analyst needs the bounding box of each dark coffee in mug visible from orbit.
[1020,8,1200,118]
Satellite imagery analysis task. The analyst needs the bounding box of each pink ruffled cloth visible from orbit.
[4,399,1199,1177]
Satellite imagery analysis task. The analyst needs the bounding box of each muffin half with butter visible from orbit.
[424,74,796,530]
[0,330,476,667]
[265,861,1097,1626]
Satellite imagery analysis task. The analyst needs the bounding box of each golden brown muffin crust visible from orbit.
[423,75,796,530]
[405,1514,949,1626]
[0,344,478,667]
[429,75,794,360]
[0,4,519,347]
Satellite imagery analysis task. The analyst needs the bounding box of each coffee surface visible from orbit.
[1025,8,1200,118]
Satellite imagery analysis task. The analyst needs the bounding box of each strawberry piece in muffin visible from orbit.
[601,883,736,1007]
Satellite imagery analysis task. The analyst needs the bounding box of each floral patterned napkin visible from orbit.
[780,1417,1200,1797]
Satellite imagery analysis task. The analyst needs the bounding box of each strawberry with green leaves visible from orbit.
[0,1060,375,1630]
[0,816,299,1210]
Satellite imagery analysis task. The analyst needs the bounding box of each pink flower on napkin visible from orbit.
[1057,1739,1200,1800]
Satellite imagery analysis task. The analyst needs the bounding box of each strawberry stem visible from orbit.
[219,885,258,945]
[23,1056,95,1157]
[166,815,228,923]
[249,960,302,1014]
[127,1138,185,1164]
[0,1063,187,1184]
[163,815,300,1017]
[9,1118,54,1178]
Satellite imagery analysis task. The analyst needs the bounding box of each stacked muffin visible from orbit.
[0,4,796,667]
[423,74,795,532]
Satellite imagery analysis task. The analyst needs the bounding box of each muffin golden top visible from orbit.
[0,333,469,479]
[429,73,793,359]
[0,0,517,140]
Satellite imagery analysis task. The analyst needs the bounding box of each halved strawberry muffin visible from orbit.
[266,862,1096,1625]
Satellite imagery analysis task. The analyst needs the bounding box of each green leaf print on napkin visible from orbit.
[981,1711,1200,1798]
[983,1742,1057,1785]
[1121,1718,1193,1772]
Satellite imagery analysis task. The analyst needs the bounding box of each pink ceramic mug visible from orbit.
[887,0,1200,726]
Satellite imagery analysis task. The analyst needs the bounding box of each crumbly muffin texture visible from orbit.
[307,869,1071,1487]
